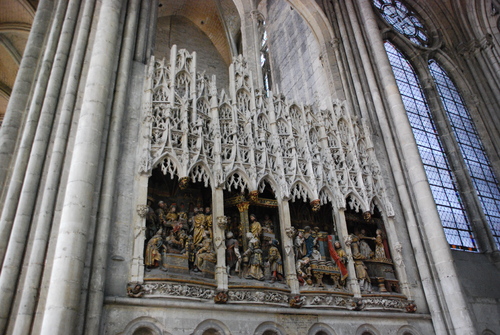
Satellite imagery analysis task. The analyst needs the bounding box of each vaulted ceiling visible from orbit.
[0,0,37,125]
[157,0,240,65]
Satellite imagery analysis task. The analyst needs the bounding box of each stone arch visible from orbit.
[397,325,422,335]
[369,196,386,217]
[319,186,337,207]
[257,174,280,199]
[346,191,368,213]
[153,154,181,179]
[290,180,316,203]
[253,321,287,335]
[286,0,335,52]
[118,316,170,335]
[192,319,230,335]
[260,0,338,106]
[225,168,253,192]
[308,323,337,335]
[188,162,215,189]
[355,324,380,335]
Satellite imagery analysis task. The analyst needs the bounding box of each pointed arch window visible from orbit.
[429,61,500,248]
[384,42,477,250]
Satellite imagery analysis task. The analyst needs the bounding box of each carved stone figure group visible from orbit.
[226,214,284,284]
[292,225,348,289]
[144,199,216,274]
[346,228,393,292]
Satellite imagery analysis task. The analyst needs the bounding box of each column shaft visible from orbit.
[0,0,68,262]
[39,1,125,333]
[84,0,141,333]
[0,1,82,333]
[343,0,444,325]
[278,201,299,294]
[9,1,97,334]
[0,0,55,195]
[213,188,228,291]
[356,0,476,333]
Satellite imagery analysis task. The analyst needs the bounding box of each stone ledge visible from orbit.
[104,296,431,320]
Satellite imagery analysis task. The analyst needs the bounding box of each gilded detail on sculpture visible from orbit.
[137,47,404,303]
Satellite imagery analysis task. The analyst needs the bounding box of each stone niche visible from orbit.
[345,200,399,293]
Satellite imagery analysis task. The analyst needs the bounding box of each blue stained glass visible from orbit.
[374,0,429,46]
[385,41,477,250]
[429,60,500,249]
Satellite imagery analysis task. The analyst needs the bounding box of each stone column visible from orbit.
[84,0,141,333]
[0,0,68,262]
[0,0,55,195]
[10,0,97,333]
[39,1,125,334]
[343,0,444,329]
[213,188,228,290]
[355,0,476,333]
[333,0,369,120]
[335,208,360,297]
[0,1,83,333]
[278,200,299,294]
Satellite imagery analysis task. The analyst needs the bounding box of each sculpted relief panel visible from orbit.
[132,47,410,311]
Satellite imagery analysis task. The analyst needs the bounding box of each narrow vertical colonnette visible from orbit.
[84,0,141,333]
[332,0,369,120]
[209,73,229,291]
[0,1,82,333]
[335,208,361,297]
[39,1,125,334]
[10,0,98,334]
[342,0,432,305]
[266,95,299,294]
[0,0,68,261]
[0,0,54,196]
[355,0,476,333]
[213,188,228,291]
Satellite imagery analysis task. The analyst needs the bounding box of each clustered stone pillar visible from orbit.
[39,0,126,334]
[84,0,142,334]
[0,1,55,196]
[0,0,68,261]
[354,0,476,333]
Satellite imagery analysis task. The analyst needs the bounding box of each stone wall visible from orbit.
[155,16,230,90]
[103,299,435,335]
[266,0,332,109]
[453,251,500,334]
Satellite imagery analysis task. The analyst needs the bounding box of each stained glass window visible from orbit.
[385,41,477,250]
[429,61,500,249]
[373,0,429,46]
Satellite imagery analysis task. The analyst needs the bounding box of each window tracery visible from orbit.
[373,0,429,46]
[429,61,500,248]
[384,41,478,250]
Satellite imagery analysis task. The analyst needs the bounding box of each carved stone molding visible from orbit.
[142,282,215,300]
[228,290,289,305]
